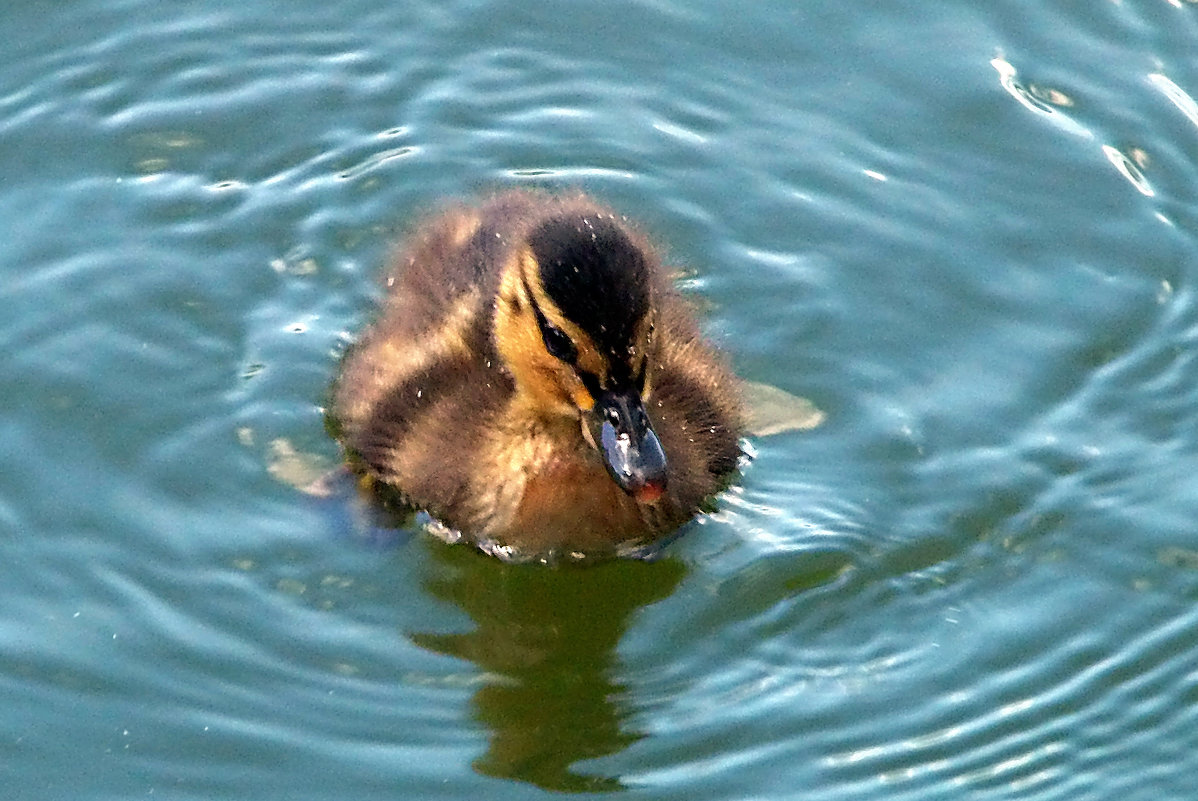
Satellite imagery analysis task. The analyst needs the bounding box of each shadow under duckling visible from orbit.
[331,190,743,561]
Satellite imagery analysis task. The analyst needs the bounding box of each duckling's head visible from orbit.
[494,210,668,503]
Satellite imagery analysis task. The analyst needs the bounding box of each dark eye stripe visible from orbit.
[578,369,602,400]
[540,319,578,364]
[524,280,578,364]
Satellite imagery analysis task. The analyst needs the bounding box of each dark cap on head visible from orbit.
[528,214,650,380]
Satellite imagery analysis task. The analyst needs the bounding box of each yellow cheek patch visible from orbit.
[571,385,596,412]
[496,246,629,419]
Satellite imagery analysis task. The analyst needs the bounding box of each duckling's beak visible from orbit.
[588,390,668,504]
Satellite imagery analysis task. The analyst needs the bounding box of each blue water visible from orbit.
[3,1,1198,798]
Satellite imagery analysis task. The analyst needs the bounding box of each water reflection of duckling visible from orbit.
[332,190,742,560]
[411,543,687,791]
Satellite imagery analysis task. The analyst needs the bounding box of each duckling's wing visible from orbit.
[742,381,825,437]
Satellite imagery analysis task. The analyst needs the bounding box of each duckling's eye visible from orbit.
[539,320,578,364]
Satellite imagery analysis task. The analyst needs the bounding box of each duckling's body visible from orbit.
[333,190,742,559]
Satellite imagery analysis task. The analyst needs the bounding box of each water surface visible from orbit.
[3,1,1198,798]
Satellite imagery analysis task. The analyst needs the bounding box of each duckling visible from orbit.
[332,190,742,560]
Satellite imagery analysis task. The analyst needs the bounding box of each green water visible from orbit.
[3,1,1198,798]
